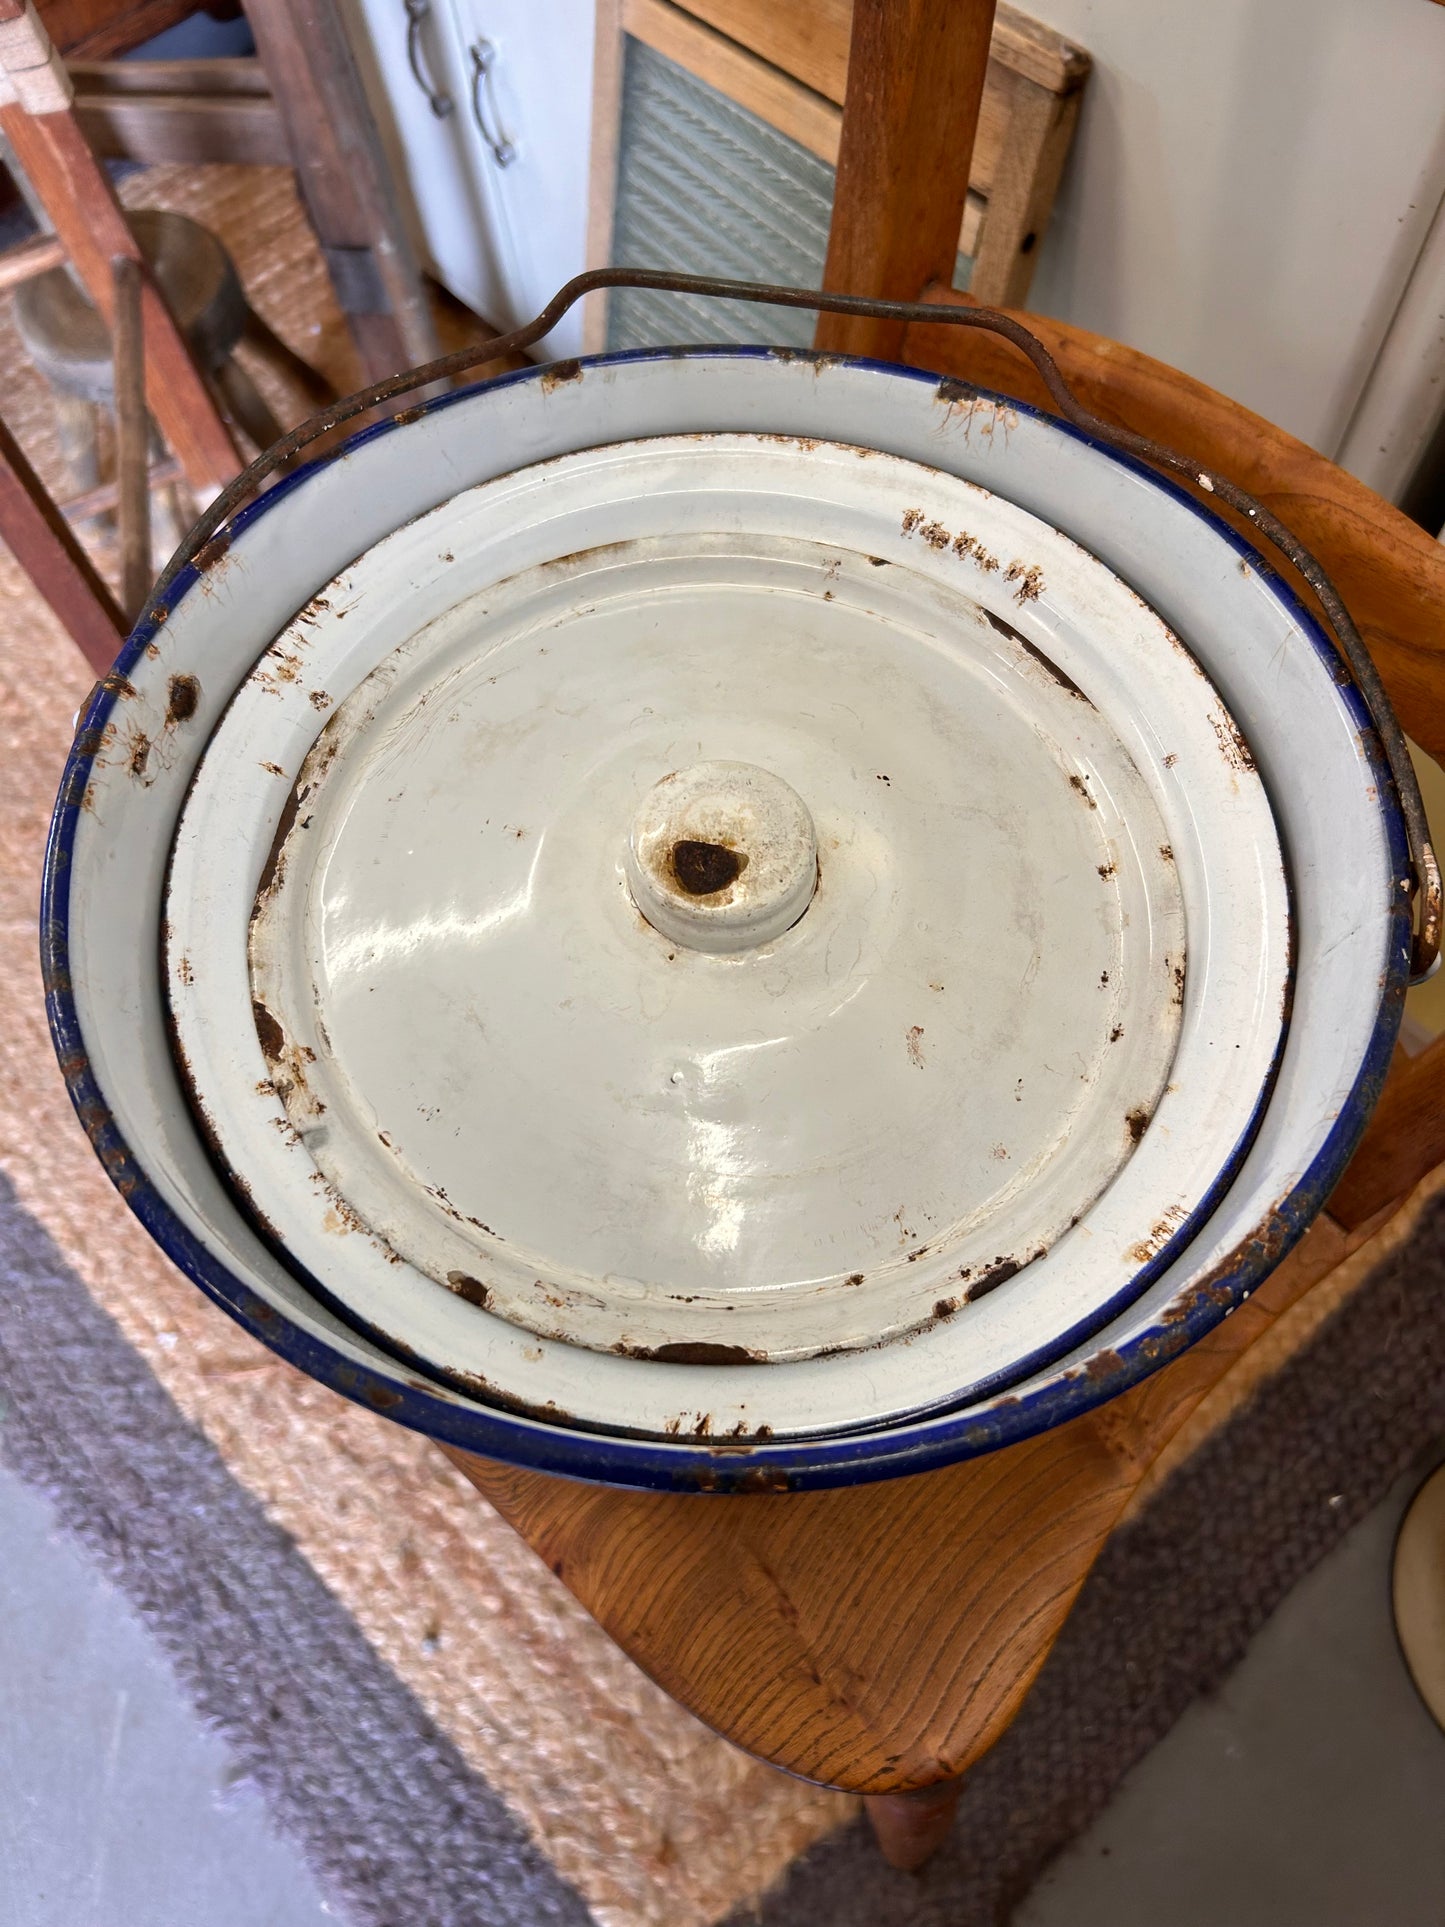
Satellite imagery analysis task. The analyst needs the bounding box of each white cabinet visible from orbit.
[342,0,595,359]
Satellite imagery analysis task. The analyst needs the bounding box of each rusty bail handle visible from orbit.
[149,267,1441,983]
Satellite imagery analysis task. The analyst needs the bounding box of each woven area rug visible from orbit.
[2,162,1445,1927]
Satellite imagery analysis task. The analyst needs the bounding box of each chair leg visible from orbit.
[209,356,285,457]
[0,409,126,672]
[863,1779,963,1871]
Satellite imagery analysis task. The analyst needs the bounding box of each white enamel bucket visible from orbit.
[43,309,1424,1490]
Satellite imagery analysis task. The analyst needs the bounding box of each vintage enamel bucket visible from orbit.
[43,275,1437,1490]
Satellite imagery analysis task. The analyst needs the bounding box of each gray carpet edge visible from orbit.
[0,1169,597,1927]
[723,1191,1445,1927]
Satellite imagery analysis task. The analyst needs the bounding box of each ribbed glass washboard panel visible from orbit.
[607,39,830,353]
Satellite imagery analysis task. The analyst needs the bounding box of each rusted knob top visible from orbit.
[625,761,817,954]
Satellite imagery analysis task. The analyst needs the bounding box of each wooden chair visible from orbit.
[39,0,439,386]
[450,0,1445,1872]
[0,0,246,653]
[0,0,353,656]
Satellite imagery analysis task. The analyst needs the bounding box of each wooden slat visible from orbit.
[905,289,1445,764]
[989,1,1092,95]
[0,99,241,495]
[59,453,182,522]
[69,55,285,166]
[74,89,290,166]
[583,0,625,351]
[36,0,192,58]
[0,232,66,292]
[112,253,150,621]
[0,410,126,673]
[815,0,996,358]
[678,0,852,102]
[670,0,1089,105]
[966,77,1078,307]
[622,0,845,166]
[240,0,439,385]
[67,56,272,97]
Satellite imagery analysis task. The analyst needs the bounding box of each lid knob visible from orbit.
[625,761,818,954]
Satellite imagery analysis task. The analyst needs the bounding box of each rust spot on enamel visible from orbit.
[165,674,200,726]
[540,358,584,392]
[446,1271,491,1309]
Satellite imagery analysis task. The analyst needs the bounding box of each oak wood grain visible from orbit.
[904,289,1445,763]
[671,0,1089,104]
[1327,1035,1445,1230]
[966,76,1077,307]
[815,0,996,358]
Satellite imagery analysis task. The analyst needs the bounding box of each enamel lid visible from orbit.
[165,433,1290,1434]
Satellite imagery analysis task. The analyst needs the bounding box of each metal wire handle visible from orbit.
[403,0,453,119]
[149,268,1442,983]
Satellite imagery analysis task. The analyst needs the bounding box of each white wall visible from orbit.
[1024,0,1445,455]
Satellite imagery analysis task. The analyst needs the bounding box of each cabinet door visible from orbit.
[434,0,594,356]
[341,0,592,359]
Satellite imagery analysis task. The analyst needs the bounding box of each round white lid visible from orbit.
[166,434,1290,1433]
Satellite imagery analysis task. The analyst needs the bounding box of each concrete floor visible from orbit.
[1020,1460,1445,1927]
[0,1461,333,1927]
[1,1447,1443,1925]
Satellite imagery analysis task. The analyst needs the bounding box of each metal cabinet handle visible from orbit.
[468,37,516,167]
[404,0,454,118]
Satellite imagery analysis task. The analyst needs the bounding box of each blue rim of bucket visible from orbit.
[40,348,1413,1492]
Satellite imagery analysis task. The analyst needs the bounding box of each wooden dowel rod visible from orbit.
[112,253,150,621]
[0,232,66,293]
